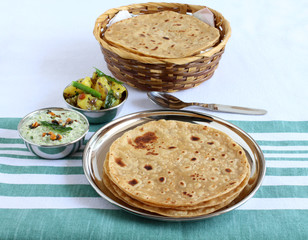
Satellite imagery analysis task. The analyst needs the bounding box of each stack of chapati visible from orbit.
[104,11,220,59]
[102,120,250,218]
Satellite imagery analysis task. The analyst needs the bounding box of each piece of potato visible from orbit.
[92,72,98,81]
[63,85,82,98]
[94,77,110,101]
[81,77,92,88]
[77,94,103,110]
[63,77,92,98]
[111,81,126,99]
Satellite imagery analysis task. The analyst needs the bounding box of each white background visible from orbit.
[0,0,307,121]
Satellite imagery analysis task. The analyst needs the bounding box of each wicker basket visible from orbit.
[93,2,231,92]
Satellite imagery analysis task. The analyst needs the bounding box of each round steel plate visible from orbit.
[83,110,266,221]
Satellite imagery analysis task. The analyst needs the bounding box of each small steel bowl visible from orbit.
[18,107,89,159]
[63,84,128,124]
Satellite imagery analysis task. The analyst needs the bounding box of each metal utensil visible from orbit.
[18,107,89,159]
[63,83,128,124]
[83,110,266,221]
[147,92,267,115]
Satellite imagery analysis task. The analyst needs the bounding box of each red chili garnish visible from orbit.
[79,93,86,100]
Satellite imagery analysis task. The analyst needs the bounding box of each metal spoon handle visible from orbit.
[191,102,267,115]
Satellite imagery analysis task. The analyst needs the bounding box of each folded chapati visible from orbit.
[104,11,220,58]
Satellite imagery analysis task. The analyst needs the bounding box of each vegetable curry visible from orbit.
[64,68,126,110]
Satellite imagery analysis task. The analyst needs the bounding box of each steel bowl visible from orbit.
[18,107,89,159]
[63,83,128,124]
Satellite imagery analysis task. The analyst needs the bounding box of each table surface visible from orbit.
[0,0,307,239]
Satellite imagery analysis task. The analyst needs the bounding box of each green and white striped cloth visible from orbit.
[0,118,307,240]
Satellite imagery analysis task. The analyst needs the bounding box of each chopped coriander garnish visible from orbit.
[40,121,72,133]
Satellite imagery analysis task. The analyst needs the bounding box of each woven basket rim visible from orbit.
[93,2,231,64]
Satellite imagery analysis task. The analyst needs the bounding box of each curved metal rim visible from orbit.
[83,109,266,221]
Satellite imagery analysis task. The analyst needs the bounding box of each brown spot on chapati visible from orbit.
[195,151,199,153]
[115,157,126,167]
[239,151,243,155]
[140,127,144,131]
[230,182,236,185]
[128,179,138,186]
[151,46,158,51]
[207,142,214,145]
[191,157,197,161]
[139,34,145,37]
[168,146,176,149]
[159,177,165,182]
[127,139,132,145]
[133,132,158,149]
[144,164,153,170]
[221,154,226,157]
[191,136,200,141]
[233,143,236,147]
[225,168,232,173]
[183,192,192,197]
[163,37,169,40]
[211,158,215,161]
[146,151,158,155]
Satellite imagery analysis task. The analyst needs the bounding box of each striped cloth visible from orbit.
[0,118,307,240]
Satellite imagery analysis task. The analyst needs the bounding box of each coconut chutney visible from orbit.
[19,109,88,145]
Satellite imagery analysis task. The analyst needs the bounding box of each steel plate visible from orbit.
[83,110,266,221]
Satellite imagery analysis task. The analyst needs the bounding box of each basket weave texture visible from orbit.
[93,2,231,92]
